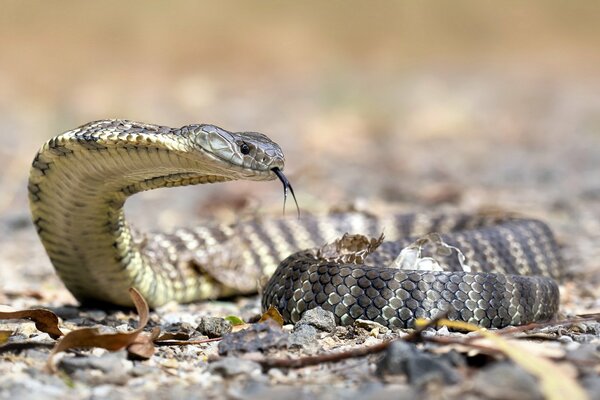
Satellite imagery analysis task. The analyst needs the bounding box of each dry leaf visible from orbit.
[0,330,13,345]
[128,327,161,360]
[0,309,64,339]
[258,306,284,327]
[231,323,252,333]
[47,287,150,372]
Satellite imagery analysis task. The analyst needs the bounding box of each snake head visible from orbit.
[192,124,285,179]
[190,124,298,216]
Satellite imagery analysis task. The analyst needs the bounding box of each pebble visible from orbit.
[162,321,196,337]
[472,362,542,400]
[208,357,262,377]
[582,375,600,400]
[377,341,460,386]
[50,306,81,320]
[58,351,130,375]
[196,317,232,338]
[218,322,288,355]
[296,307,336,332]
[0,374,69,400]
[288,324,319,350]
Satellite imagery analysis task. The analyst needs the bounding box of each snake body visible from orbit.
[29,120,561,328]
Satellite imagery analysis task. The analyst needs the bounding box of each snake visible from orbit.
[28,119,561,329]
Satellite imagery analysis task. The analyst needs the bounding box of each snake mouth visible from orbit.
[272,167,300,218]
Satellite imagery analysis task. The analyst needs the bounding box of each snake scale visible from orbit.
[28,120,561,328]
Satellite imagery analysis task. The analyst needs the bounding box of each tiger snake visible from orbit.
[28,120,561,328]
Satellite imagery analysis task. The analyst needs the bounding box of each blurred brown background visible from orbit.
[0,2,599,301]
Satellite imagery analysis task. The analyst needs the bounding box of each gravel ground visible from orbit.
[1,4,600,398]
[1,74,599,399]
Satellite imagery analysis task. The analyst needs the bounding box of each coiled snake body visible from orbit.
[29,120,561,328]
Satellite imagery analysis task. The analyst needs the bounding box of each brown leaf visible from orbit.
[127,327,160,360]
[258,306,284,327]
[47,287,150,372]
[231,323,252,333]
[317,233,384,264]
[0,330,13,345]
[0,309,64,339]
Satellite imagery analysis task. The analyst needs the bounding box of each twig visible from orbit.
[483,315,600,340]
[0,341,55,353]
[154,337,222,346]
[245,312,449,369]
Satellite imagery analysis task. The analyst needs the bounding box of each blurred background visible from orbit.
[0,2,598,306]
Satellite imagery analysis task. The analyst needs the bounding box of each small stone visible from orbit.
[58,350,129,375]
[296,307,336,332]
[208,357,262,377]
[582,375,600,400]
[437,349,467,368]
[218,322,288,355]
[472,362,542,400]
[161,358,179,369]
[164,321,195,334]
[85,310,107,321]
[22,349,51,361]
[355,319,389,335]
[377,341,460,386]
[130,364,155,377]
[558,335,574,343]
[572,334,599,344]
[51,306,81,320]
[196,317,232,338]
[288,324,318,350]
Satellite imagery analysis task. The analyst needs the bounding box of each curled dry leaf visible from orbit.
[127,327,161,360]
[47,287,151,372]
[258,306,284,327]
[0,309,64,339]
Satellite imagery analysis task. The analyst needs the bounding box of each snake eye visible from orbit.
[240,142,250,155]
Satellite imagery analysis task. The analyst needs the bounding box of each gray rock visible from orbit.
[218,322,288,355]
[583,375,600,400]
[0,377,69,400]
[164,321,196,335]
[208,357,262,377]
[288,324,318,349]
[566,343,600,364]
[50,306,81,320]
[58,350,128,375]
[22,349,51,361]
[296,307,336,332]
[472,362,543,400]
[377,341,460,386]
[572,334,599,344]
[438,349,467,368]
[196,317,232,338]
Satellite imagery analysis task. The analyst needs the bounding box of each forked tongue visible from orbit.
[272,167,300,218]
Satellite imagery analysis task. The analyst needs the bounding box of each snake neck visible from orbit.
[28,129,233,307]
